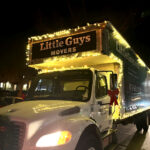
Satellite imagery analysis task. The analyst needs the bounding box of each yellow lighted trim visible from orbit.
[31,30,71,41]
[112,26,130,49]
[38,66,90,74]
[136,54,146,67]
[28,51,101,72]
[148,70,150,74]
[43,51,101,63]
[55,30,70,36]
[109,53,123,120]
[84,65,88,68]
[29,22,105,42]
[26,44,31,64]
[26,44,30,50]
[26,58,29,61]
[112,105,120,120]
[28,51,101,71]
[87,23,90,26]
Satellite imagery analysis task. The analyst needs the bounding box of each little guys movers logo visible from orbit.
[32,31,96,60]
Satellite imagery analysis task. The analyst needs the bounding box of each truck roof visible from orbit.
[26,21,148,72]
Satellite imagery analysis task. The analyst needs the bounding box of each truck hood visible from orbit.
[0,100,85,122]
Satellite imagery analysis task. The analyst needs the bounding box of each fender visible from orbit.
[64,116,102,150]
[27,115,100,150]
[53,116,100,150]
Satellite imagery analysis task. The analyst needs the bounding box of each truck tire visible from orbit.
[75,133,103,150]
[142,113,149,132]
[135,113,149,132]
[136,122,142,131]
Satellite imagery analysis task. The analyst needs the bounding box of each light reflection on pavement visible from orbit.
[106,124,150,150]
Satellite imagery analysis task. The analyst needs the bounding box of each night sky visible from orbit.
[1,1,150,81]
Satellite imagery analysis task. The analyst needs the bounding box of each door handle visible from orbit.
[98,108,106,115]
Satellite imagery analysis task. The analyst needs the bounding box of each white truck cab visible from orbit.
[0,68,115,150]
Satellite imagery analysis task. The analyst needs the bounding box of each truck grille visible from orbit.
[0,119,26,150]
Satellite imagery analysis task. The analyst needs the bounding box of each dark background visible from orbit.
[0,0,150,82]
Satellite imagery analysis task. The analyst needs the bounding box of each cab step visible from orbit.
[102,129,117,149]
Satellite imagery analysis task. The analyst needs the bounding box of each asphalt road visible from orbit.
[106,124,150,150]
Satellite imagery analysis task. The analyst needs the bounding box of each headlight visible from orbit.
[36,131,72,147]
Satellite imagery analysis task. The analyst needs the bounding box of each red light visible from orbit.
[0,126,6,132]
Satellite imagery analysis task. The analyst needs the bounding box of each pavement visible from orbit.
[106,124,150,150]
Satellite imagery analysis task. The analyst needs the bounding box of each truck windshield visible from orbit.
[26,69,92,102]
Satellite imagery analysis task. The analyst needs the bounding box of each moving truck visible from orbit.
[0,21,150,150]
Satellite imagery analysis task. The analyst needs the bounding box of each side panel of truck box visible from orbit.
[106,26,150,115]
[123,61,147,111]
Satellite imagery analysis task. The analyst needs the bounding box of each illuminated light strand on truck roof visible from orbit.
[25,21,133,67]
[136,54,146,67]
[111,25,130,49]
[28,22,104,43]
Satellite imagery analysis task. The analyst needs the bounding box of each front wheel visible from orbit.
[75,133,103,150]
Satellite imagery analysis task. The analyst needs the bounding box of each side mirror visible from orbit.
[110,74,118,90]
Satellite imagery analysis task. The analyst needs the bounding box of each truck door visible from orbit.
[92,73,112,132]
